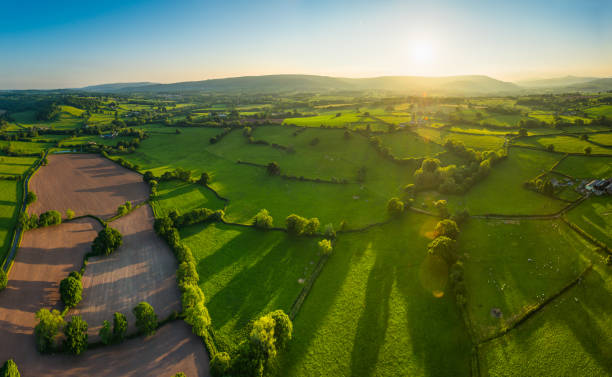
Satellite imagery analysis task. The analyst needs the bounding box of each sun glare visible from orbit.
[412,41,434,64]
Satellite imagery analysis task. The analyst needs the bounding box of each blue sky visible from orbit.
[1,0,611,89]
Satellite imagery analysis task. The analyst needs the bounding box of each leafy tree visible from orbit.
[387,197,404,217]
[303,218,320,235]
[434,219,460,240]
[547,144,555,152]
[518,128,528,137]
[184,302,211,337]
[0,359,20,377]
[34,308,64,353]
[268,310,292,350]
[266,162,280,176]
[177,262,199,287]
[99,320,112,345]
[65,209,75,220]
[38,210,61,227]
[253,209,273,229]
[286,214,307,236]
[113,312,128,342]
[318,239,333,255]
[250,315,277,363]
[181,284,205,310]
[199,172,211,185]
[323,223,336,239]
[92,227,123,256]
[60,276,82,308]
[428,236,458,265]
[584,146,592,155]
[25,191,37,205]
[434,199,449,218]
[210,352,231,377]
[133,302,157,336]
[143,171,155,182]
[0,269,7,291]
[64,315,88,355]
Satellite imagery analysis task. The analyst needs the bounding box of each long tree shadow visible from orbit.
[349,245,394,377]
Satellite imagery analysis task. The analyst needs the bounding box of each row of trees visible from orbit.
[18,210,62,230]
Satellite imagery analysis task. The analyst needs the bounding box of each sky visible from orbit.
[0,0,611,89]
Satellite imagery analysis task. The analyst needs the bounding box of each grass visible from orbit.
[479,261,612,377]
[460,219,596,339]
[378,131,444,158]
[277,214,472,377]
[0,140,51,154]
[0,180,22,262]
[0,156,37,176]
[415,127,506,150]
[180,222,320,351]
[584,104,612,118]
[150,180,226,217]
[587,132,612,146]
[58,135,134,147]
[514,135,611,155]
[566,196,612,248]
[553,156,612,178]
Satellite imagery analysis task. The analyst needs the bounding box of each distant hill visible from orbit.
[560,78,612,92]
[518,75,598,88]
[80,82,158,92]
[78,74,521,95]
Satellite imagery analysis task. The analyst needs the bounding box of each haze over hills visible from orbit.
[76,74,612,95]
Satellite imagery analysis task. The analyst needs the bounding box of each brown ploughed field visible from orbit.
[28,154,150,219]
[73,205,182,339]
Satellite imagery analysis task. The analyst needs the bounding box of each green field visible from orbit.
[0,156,37,176]
[278,214,472,377]
[378,131,444,157]
[150,180,226,217]
[566,196,612,248]
[515,135,611,155]
[553,155,612,178]
[0,180,22,261]
[415,127,506,150]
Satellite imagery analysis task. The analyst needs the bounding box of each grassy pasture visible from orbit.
[479,261,612,377]
[415,127,506,150]
[180,222,320,351]
[0,140,51,154]
[58,135,134,147]
[460,219,596,339]
[584,104,612,118]
[378,131,444,158]
[514,135,611,155]
[150,180,226,217]
[566,196,612,248]
[553,155,612,178]
[277,214,471,377]
[0,156,37,176]
[587,132,612,146]
[0,180,21,261]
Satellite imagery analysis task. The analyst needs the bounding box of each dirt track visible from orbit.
[28,154,150,219]
[73,205,182,339]
[0,219,101,373]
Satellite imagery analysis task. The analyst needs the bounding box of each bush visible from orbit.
[65,209,75,220]
[286,214,308,236]
[210,352,231,377]
[427,236,458,265]
[60,276,82,308]
[92,227,123,256]
[99,320,112,345]
[0,269,6,291]
[433,219,459,240]
[34,308,64,353]
[303,218,320,236]
[38,210,61,227]
[387,197,404,217]
[177,262,199,287]
[253,209,273,229]
[113,312,128,342]
[433,200,449,218]
[25,191,37,205]
[64,315,88,355]
[266,162,280,176]
[133,302,157,336]
[324,223,336,239]
[199,172,211,185]
[0,359,19,377]
[318,239,333,255]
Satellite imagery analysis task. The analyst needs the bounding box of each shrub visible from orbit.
[60,276,82,308]
[253,209,273,229]
[324,223,336,239]
[286,214,308,236]
[427,236,458,265]
[38,210,61,227]
[433,200,449,218]
[92,227,123,256]
[34,308,64,353]
[184,302,211,337]
[269,310,292,350]
[177,262,199,287]
[143,171,155,182]
[387,197,404,217]
[63,315,88,355]
[433,219,459,240]
[133,302,157,336]
[181,284,205,311]
[65,209,75,220]
[199,172,211,185]
[99,320,112,345]
[303,218,320,236]
[0,269,7,292]
[318,239,333,255]
[0,359,19,377]
[584,146,592,155]
[210,352,231,377]
[266,162,280,176]
[547,144,555,152]
[113,312,128,342]
[25,191,37,205]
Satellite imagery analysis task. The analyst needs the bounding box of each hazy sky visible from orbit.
[1,0,611,89]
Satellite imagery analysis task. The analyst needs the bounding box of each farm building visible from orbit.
[584,178,612,195]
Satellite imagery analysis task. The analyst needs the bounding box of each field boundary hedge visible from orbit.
[289,253,330,320]
[510,144,612,157]
[561,217,612,255]
[236,160,351,184]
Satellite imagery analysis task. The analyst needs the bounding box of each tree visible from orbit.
[518,128,528,137]
[143,171,155,182]
[268,310,292,350]
[318,239,333,255]
[547,144,555,152]
[34,308,64,353]
[434,219,460,240]
[177,262,199,287]
[266,162,280,176]
[286,214,307,236]
[249,315,277,363]
[113,312,128,342]
[210,352,231,377]
[25,191,37,205]
[65,209,75,220]
[181,284,205,310]
[133,302,157,336]
[64,315,88,355]
[199,172,211,185]
[60,276,82,308]
[303,218,320,235]
[428,236,458,265]
[0,269,6,291]
[173,374,187,377]
[584,146,592,155]
[433,200,449,218]
[99,320,112,345]
[92,227,123,256]
[253,209,273,229]
[0,359,19,377]
[387,197,404,217]
[38,210,61,227]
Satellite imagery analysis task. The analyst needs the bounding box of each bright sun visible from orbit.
[412,41,433,64]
